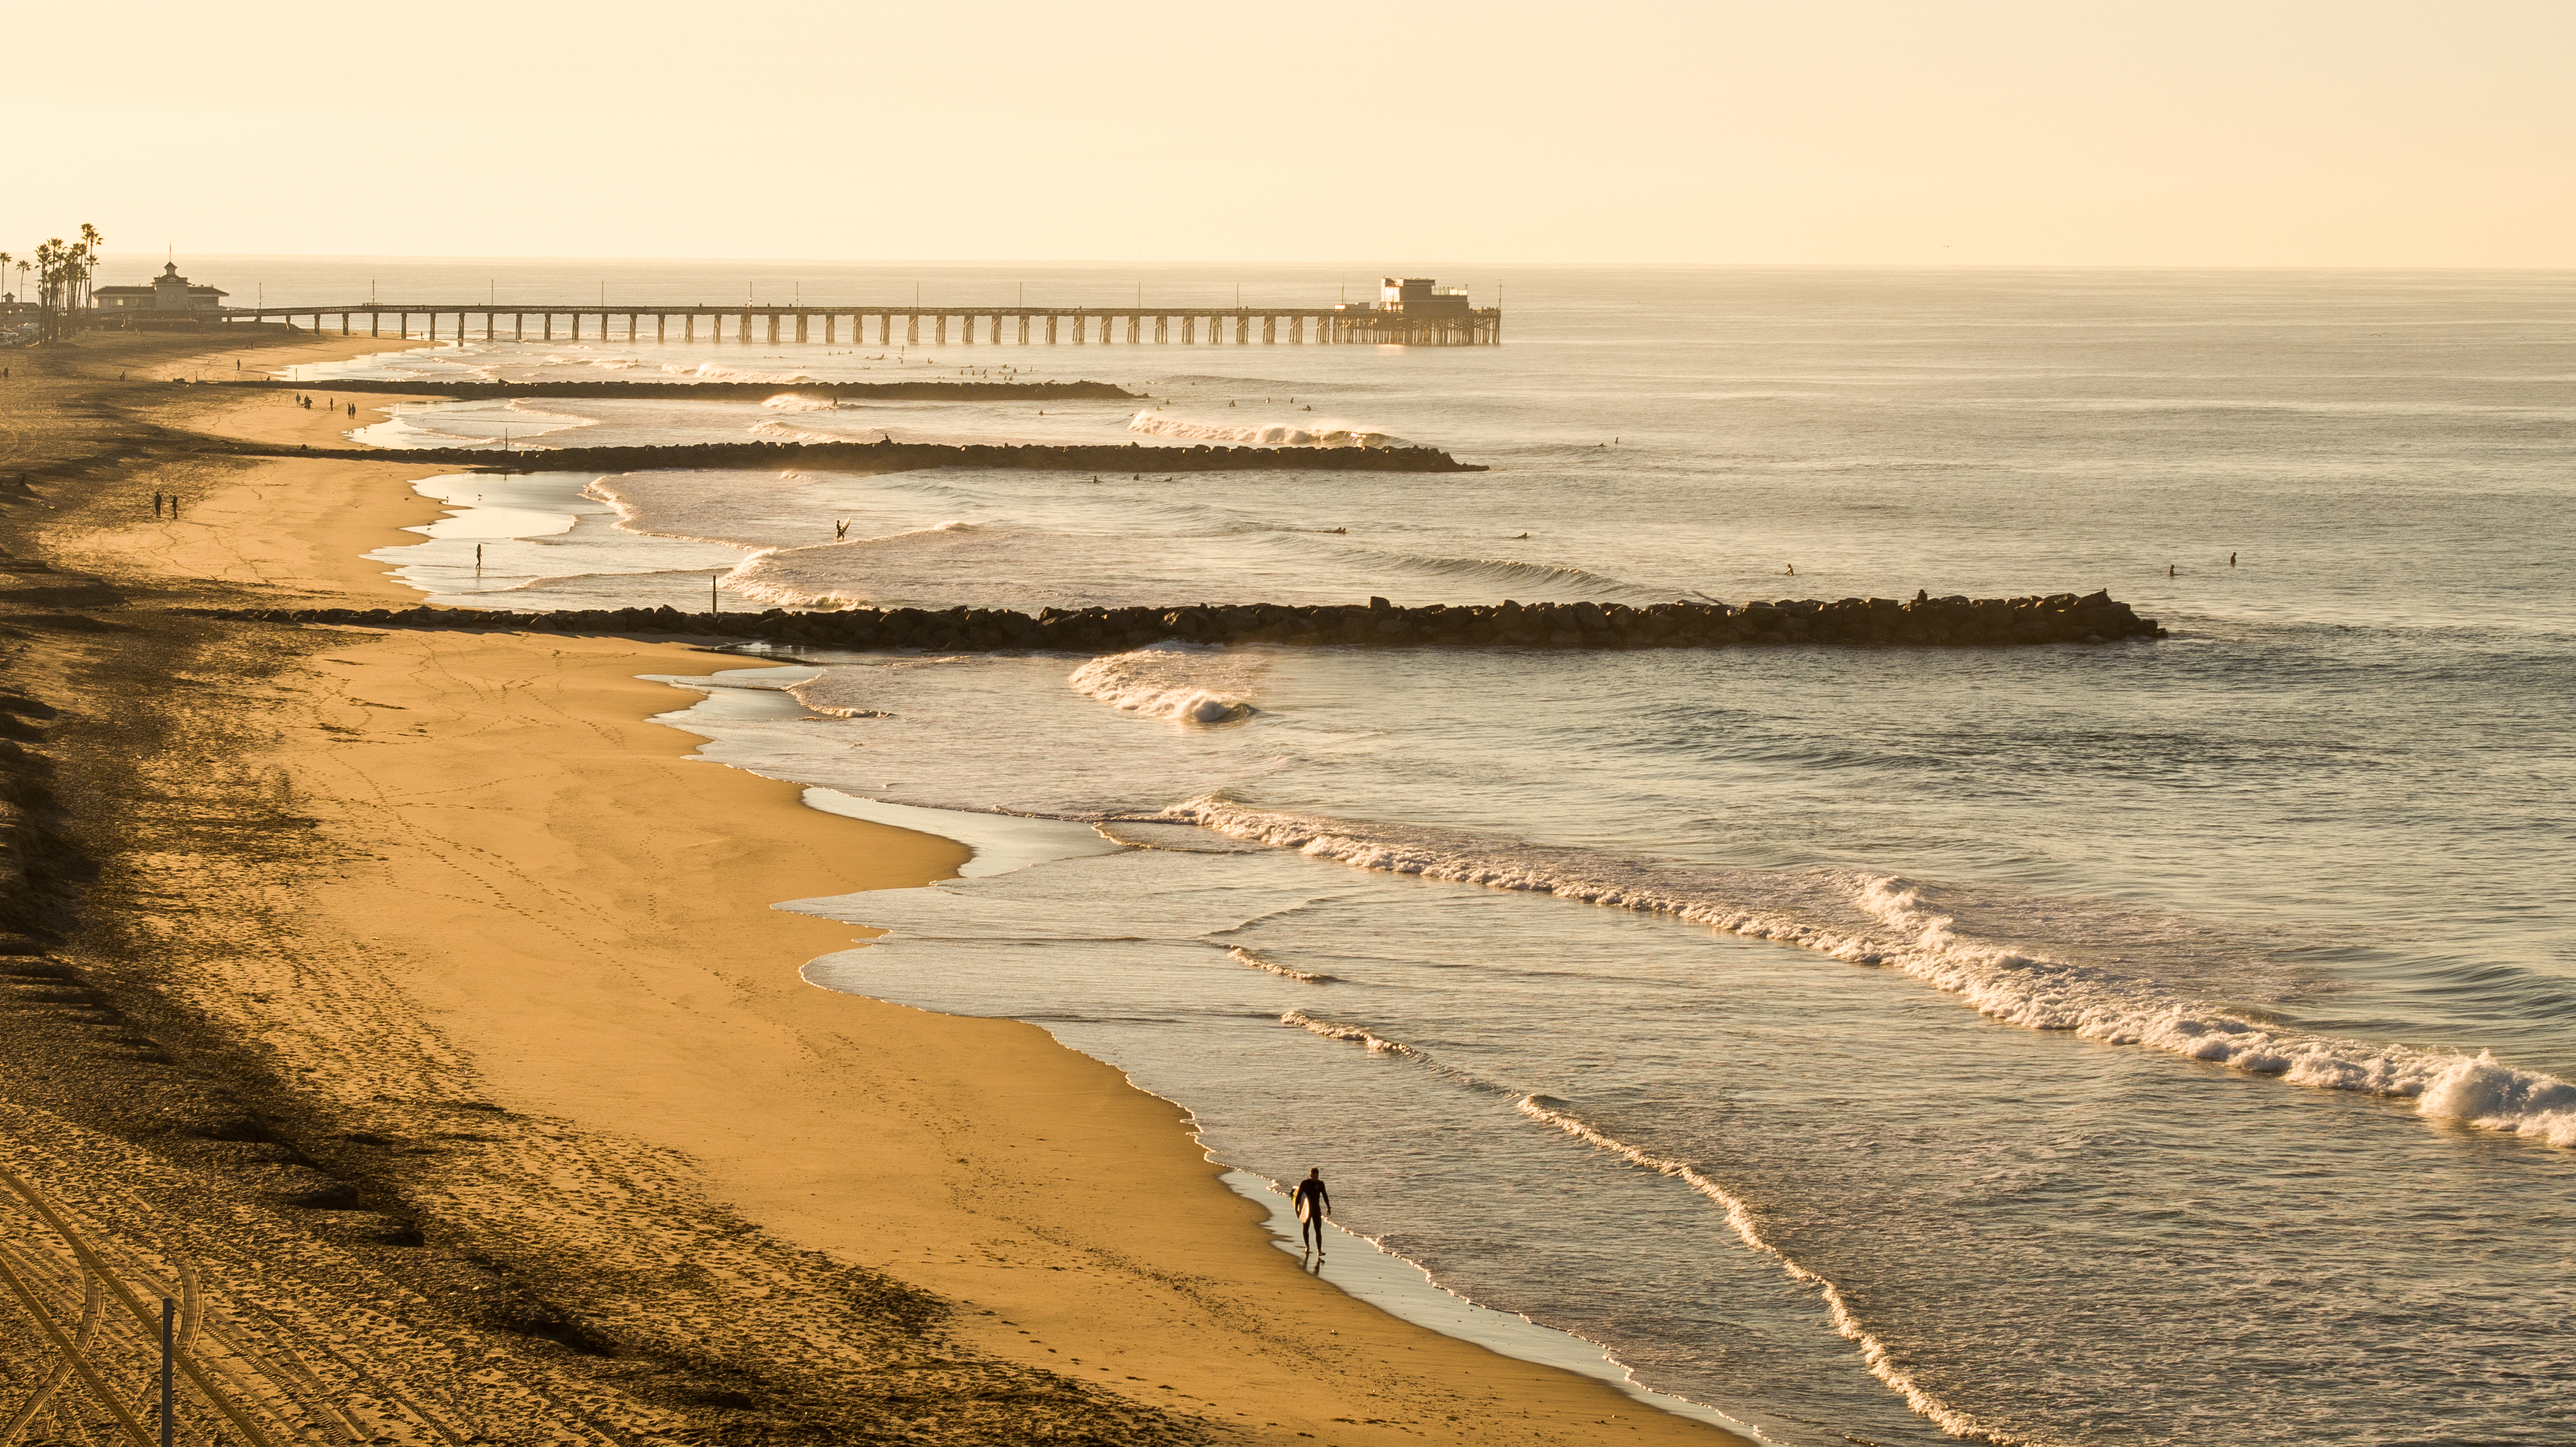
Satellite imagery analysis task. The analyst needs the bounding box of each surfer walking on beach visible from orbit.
[1293,1169,1332,1258]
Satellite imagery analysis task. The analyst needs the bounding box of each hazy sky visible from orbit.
[13,1,2570,265]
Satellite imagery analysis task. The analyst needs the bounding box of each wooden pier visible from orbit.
[202,304,1502,347]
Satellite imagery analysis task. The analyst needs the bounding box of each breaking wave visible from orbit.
[1128,413,1408,449]
[1068,642,1261,725]
[1281,1009,1415,1055]
[711,522,983,609]
[1176,800,2576,1150]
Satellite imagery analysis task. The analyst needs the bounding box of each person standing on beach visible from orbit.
[1293,1169,1332,1257]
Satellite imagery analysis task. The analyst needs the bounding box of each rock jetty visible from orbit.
[241,438,1486,474]
[200,591,2163,652]
[218,378,1140,402]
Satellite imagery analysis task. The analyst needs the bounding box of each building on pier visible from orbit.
[93,262,228,313]
[1375,277,1473,317]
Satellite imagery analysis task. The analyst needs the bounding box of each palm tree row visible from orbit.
[2,223,104,342]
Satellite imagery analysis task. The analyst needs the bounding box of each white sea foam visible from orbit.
[748,419,880,445]
[762,393,842,412]
[717,546,856,609]
[659,361,819,384]
[1128,413,1408,449]
[1178,801,2576,1150]
[500,400,603,432]
[1067,643,1261,724]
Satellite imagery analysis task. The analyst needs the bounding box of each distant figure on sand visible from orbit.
[1293,1169,1332,1257]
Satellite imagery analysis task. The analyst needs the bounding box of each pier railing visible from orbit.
[155,304,1501,347]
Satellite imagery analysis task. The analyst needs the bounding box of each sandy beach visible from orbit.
[0,331,1748,1445]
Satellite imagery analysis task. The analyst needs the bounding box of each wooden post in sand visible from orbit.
[159,1297,174,1447]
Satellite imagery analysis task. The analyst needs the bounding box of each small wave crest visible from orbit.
[1067,642,1261,724]
[660,361,818,384]
[749,419,853,445]
[1351,546,1642,598]
[1177,801,2576,1150]
[1282,1009,1412,1054]
[762,393,843,412]
[1233,946,1336,983]
[1128,413,1408,449]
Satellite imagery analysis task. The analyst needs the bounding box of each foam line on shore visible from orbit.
[1267,1003,1994,1441]
[1508,1099,2031,1446]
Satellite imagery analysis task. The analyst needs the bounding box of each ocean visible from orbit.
[261,260,2576,1446]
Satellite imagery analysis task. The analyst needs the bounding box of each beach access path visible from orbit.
[0,332,1751,1446]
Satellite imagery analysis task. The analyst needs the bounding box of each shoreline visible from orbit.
[0,332,1753,1445]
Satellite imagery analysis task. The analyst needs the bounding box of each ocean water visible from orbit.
[288,264,2576,1446]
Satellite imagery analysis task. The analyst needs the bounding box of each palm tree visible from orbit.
[77,224,102,312]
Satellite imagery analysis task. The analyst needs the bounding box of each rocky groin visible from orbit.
[240,438,1486,474]
[217,379,1139,402]
[197,591,2164,651]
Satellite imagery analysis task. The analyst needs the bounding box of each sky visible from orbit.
[8,0,2570,266]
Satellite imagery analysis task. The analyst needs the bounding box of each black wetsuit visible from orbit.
[1293,1177,1331,1251]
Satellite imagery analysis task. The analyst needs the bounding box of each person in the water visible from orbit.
[1293,1169,1332,1257]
